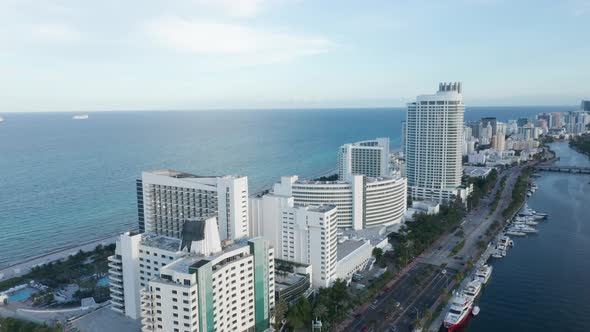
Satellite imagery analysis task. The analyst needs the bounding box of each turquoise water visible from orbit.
[462,142,590,331]
[8,287,37,302]
[0,106,573,267]
[96,277,109,287]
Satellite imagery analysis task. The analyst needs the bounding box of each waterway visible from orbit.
[462,141,590,331]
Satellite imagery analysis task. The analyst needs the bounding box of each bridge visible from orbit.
[534,165,590,174]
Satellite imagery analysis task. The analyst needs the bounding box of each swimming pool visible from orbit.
[96,277,110,287]
[8,287,38,302]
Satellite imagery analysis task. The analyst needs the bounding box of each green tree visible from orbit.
[372,247,383,263]
[273,300,288,331]
[313,303,327,320]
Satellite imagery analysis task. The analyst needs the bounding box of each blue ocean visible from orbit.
[0,106,573,267]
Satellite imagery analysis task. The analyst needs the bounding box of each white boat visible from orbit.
[72,114,89,120]
[444,292,473,331]
[506,230,526,236]
[507,227,538,234]
[475,265,493,284]
[0,116,4,123]
[499,236,511,247]
[472,306,480,316]
[491,251,504,258]
[464,279,482,302]
[509,240,514,246]
[527,192,532,197]
[508,224,538,233]
[514,216,535,222]
[512,221,537,228]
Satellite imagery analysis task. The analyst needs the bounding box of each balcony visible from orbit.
[108,255,122,263]
[110,292,124,301]
[108,261,122,269]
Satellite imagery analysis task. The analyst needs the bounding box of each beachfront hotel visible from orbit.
[109,217,275,332]
[405,82,469,202]
[254,174,407,230]
[137,170,249,242]
[249,191,376,290]
[250,195,338,289]
[338,137,390,180]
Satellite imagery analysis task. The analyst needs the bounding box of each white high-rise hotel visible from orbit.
[338,138,390,180]
[405,82,467,202]
[138,170,249,241]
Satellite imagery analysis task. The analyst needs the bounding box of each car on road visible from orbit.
[372,299,379,306]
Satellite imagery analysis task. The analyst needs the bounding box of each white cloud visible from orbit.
[30,23,81,42]
[195,0,266,18]
[145,16,331,63]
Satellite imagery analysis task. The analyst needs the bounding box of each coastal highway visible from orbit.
[419,166,522,271]
[345,263,455,332]
[339,165,524,332]
[0,235,118,281]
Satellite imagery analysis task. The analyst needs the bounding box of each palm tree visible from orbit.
[273,300,288,331]
[313,304,327,320]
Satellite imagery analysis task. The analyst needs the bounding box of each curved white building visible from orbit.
[291,180,356,228]
[264,175,406,230]
[364,177,407,228]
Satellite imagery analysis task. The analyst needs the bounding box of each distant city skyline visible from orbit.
[1,0,589,112]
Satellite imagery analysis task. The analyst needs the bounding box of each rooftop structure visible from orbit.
[464,166,494,179]
[338,137,390,180]
[137,169,249,242]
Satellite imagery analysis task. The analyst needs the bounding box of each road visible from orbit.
[346,263,455,332]
[338,165,525,332]
[419,166,522,271]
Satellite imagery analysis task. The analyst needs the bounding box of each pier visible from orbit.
[534,165,590,174]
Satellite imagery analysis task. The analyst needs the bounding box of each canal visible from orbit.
[460,141,590,331]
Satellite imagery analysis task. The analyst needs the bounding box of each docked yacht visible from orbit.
[476,264,493,284]
[444,293,473,331]
[499,236,511,247]
[505,230,526,236]
[514,216,535,222]
[508,224,538,234]
[512,221,538,227]
[463,279,483,300]
[491,251,504,258]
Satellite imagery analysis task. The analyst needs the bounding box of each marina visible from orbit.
[465,142,590,331]
[440,156,560,330]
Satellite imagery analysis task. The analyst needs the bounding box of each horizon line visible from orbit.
[0,104,581,114]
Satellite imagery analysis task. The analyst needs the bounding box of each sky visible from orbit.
[1,0,589,112]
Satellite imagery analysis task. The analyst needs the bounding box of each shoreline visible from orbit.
[1,168,339,282]
[0,234,121,282]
